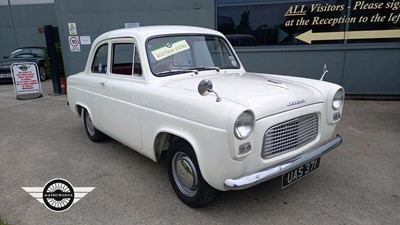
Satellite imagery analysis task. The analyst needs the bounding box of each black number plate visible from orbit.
[281,158,320,188]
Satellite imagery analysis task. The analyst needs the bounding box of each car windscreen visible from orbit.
[9,48,44,58]
[146,35,240,77]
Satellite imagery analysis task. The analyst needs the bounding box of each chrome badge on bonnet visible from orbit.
[287,99,306,107]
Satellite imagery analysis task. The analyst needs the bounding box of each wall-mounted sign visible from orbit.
[11,62,42,100]
[283,0,400,44]
[69,36,81,52]
[124,23,140,28]
[217,0,400,46]
[68,23,77,35]
[80,36,91,45]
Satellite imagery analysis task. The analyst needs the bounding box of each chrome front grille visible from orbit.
[261,114,318,159]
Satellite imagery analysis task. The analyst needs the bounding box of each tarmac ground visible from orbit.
[0,80,399,225]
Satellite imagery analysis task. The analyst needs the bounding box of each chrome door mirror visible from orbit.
[320,64,328,81]
[198,79,221,102]
[198,79,213,96]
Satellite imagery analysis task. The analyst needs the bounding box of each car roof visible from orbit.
[93,25,223,45]
[85,25,231,84]
[12,47,45,50]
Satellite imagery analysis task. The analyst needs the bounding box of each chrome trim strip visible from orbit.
[224,134,342,190]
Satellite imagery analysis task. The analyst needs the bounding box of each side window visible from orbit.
[112,43,142,76]
[91,44,108,74]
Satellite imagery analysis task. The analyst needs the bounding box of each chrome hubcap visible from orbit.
[85,112,95,136]
[172,152,198,197]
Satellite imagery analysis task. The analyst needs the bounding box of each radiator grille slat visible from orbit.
[261,114,318,159]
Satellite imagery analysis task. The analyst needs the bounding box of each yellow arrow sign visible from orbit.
[296,29,400,44]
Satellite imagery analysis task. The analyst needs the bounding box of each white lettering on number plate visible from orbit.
[281,158,320,188]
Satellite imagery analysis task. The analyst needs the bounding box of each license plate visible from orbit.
[0,73,10,78]
[281,158,320,188]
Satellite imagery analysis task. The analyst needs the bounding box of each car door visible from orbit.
[98,39,144,150]
[83,42,109,132]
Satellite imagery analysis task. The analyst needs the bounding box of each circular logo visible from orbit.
[42,179,75,212]
[20,65,28,71]
[165,42,173,48]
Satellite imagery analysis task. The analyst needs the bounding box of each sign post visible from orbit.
[11,62,42,100]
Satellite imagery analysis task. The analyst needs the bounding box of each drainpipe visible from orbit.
[7,0,18,47]
[44,25,61,94]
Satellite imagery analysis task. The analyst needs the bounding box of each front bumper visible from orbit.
[0,70,12,81]
[224,134,342,190]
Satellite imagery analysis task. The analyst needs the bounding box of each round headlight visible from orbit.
[234,111,254,140]
[332,89,344,110]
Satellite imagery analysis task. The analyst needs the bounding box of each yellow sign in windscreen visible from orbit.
[151,40,190,61]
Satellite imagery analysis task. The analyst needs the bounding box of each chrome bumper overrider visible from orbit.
[224,134,342,190]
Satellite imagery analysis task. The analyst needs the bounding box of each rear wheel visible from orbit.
[167,140,217,208]
[83,109,106,142]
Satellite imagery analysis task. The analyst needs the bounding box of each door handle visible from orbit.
[99,82,105,86]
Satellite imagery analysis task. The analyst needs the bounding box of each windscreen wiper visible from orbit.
[155,69,198,76]
[156,67,221,76]
[189,67,220,72]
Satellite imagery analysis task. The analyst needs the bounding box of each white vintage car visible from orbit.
[67,26,344,208]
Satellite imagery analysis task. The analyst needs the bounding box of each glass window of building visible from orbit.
[217,0,400,46]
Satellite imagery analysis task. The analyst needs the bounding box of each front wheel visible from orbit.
[39,66,46,81]
[83,109,106,142]
[167,140,217,208]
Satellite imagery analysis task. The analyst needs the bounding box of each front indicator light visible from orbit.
[333,112,341,121]
[238,142,252,155]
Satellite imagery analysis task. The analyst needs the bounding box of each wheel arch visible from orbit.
[76,104,84,117]
[73,103,91,117]
[150,124,229,191]
[153,130,193,160]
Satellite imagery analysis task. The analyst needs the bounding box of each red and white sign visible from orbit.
[11,62,42,99]
[69,36,81,52]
